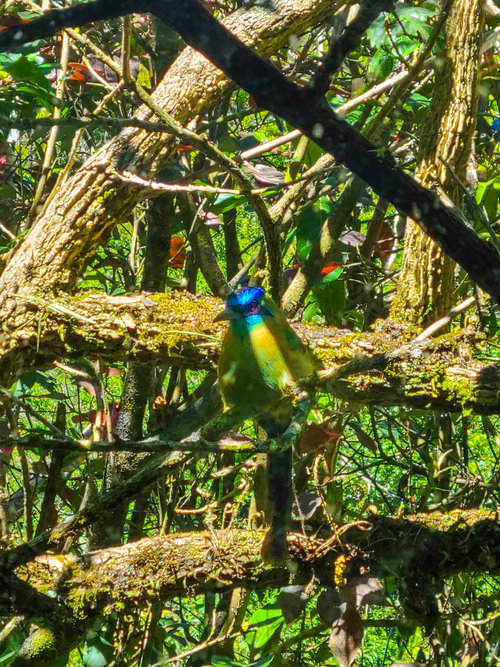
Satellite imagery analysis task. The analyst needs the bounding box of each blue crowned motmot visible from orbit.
[215,287,318,562]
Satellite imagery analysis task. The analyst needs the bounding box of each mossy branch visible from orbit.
[9,510,500,626]
[0,292,497,413]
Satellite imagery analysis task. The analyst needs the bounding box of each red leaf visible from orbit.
[320,261,342,277]
[103,366,122,377]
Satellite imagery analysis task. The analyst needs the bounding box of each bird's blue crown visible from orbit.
[226,287,271,317]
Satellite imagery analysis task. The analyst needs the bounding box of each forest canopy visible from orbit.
[0,0,500,665]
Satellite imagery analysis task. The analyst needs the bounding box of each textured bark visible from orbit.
[392,0,484,325]
[0,292,497,413]
[13,510,500,620]
[0,0,341,316]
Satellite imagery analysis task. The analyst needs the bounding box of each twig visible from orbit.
[414,296,477,342]
[24,30,71,230]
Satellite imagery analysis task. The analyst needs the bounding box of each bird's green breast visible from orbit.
[218,311,315,412]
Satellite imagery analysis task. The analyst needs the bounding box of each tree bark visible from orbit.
[12,510,500,624]
[391,0,484,325]
[0,292,497,414]
[0,0,341,311]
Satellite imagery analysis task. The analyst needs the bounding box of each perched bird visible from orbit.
[215,286,318,562]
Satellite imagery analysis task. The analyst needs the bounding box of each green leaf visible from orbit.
[296,207,324,261]
[3,55,53,93]
[320,266,343,284]
[249,654,275,667]
[83,633,114,667]
[313,275,346,326]
[367,49,396,82]
[19,370,57,392]
[212,656,244,667]
[367,15,386,49]
[245,604,284,650]
[303,299,319,322]
[211,192,248,214]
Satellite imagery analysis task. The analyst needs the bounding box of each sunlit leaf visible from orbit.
[329,602,364,667]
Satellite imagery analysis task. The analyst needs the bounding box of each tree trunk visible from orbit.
[391,0,483,326]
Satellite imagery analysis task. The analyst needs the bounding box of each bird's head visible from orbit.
[214,287,273,322]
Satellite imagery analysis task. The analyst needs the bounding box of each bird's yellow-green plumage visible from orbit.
[215,287,318,562]
[218,292,316,417]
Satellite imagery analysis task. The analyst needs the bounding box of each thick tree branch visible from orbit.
[12,511,500,623]
[0,292,497,413]
[148,0,500,302]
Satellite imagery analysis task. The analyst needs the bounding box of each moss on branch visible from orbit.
[11,510,500,623]
[0,291,497,412]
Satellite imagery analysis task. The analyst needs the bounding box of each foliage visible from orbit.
[0,0,500,666]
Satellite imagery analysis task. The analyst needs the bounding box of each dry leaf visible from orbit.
[293,492,322,520]
[242,162,285,185]
[298,421,341,453]
[329,602,363,667]
[317,588,341,626]
[278,585,309,623]
[343,577,388,607]
[350,423,378,454]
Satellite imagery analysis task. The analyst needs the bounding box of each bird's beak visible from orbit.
[214,308,238,322]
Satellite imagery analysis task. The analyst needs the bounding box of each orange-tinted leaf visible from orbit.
[374,219,394,264]
[169,235,186,269]
[67,62,90,82]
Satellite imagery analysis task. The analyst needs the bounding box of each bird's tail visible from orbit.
[261,448,292,564]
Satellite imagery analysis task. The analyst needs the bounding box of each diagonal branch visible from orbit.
[310,0,394,98]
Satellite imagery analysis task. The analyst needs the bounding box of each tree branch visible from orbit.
[0,292,498,413]
[311,0,394,98]
[12,510,500,624]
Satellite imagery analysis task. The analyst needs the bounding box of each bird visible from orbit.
[215,286,318,562]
